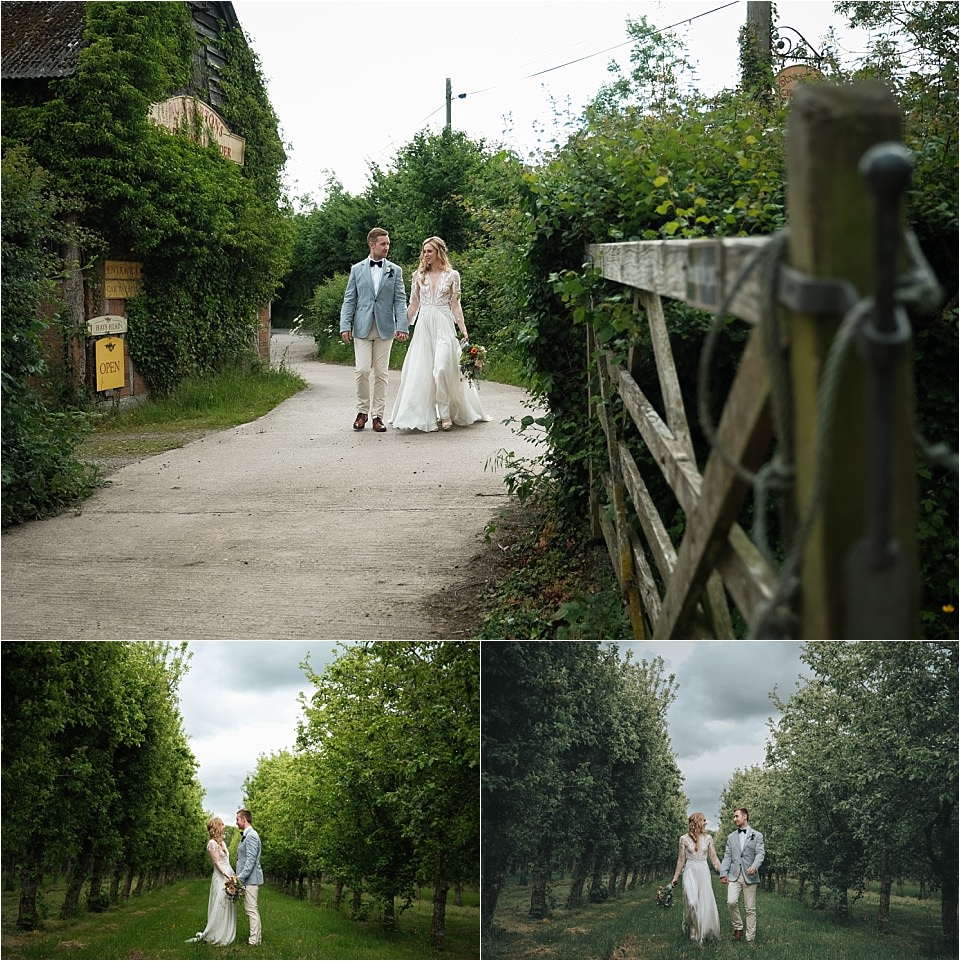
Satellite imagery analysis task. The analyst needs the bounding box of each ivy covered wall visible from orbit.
[1,1,293,395]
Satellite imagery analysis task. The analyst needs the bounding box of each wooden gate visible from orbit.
[585,82,931,639]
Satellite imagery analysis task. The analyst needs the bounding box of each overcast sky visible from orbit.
[176,641,343,823]
[619,641,809,831]
[229,1,872,201]
[176,640,809,832]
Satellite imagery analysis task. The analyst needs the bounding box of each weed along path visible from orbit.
[1,331,541,640]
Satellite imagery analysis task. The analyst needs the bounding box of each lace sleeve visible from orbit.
[672,835,687,882]
[407,272,421,322]
[708,835,722,872]
[449,270,466,333]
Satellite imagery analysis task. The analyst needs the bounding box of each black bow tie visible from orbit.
[738,828,747,833]
[370,260,383,268]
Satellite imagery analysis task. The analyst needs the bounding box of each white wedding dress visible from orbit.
[674,833,721,943]
[189,839,236,945]
[389,268,490,431]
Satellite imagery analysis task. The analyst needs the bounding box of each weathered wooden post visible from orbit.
[785,82,919,638]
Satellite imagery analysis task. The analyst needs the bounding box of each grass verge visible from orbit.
[77,360,306,474]
[1,877,479,960]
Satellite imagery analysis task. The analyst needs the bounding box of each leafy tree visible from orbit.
[1,148,98,525]
[295,642,479,947]
[767,641,958,948]
[1,641,204,929]
[480,642,683,944]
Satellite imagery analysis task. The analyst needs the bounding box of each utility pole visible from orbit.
[745,2,773,69]
[445,77,452,130]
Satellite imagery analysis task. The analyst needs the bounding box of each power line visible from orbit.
[377,1,741,160]
[460,1,740,97]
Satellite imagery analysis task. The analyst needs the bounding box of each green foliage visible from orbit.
[481,642,681,942]
[271,177,375,326]
[1,147,98,526]
[250,643,478,947]
[302,271,349,353]
[1,642,205,929]
[763,641,958,947]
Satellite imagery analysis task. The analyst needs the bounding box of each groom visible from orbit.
[720,807,765,942]
[236,809,264,945]
[339,227,408,433]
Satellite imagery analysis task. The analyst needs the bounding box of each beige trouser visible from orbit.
[727,871,758,941]
[353,334,392,417]
[242,884,261,945]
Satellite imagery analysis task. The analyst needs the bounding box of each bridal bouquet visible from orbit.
[656,883,673,908]
[224,876,246,902]
[459,342,488,386]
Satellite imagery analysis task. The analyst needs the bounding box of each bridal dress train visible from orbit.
[675,834,721,943]
[389,268,490,432]
[187,839,236,945]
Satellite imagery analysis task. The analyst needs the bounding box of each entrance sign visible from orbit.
[104,261,143,299]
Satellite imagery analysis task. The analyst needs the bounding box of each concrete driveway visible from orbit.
[1,331,542,640]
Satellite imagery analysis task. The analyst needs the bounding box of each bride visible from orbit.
[186,816,237,945]
[389,236,490,432]
[670,812,723,943]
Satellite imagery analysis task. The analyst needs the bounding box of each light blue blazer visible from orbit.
[236,826,264,886]
[720,827,765,884]
[339,258,408,340]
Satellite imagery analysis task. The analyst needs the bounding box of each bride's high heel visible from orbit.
[441,418,452,431]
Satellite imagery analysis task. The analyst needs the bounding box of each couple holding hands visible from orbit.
[187,809,264,947]
[339,228,490,434]
[669,807,765,944]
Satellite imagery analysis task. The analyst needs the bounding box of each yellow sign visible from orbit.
[87,314,128,336]
[105,261,142,280]
[104,261,143,299]
[105,279,141,299]
[95,336,126,391]
[148,96,246,165]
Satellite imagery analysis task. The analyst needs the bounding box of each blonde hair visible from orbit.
[206,817,225,844]
[687,812,707,847]
[418,236,452,280]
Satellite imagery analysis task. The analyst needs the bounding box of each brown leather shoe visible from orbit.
[372,416,386,432]
[353,412,367,431]
[733,930,743,941]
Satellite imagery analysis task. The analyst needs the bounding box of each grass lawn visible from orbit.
[484,873,947,960]
[1,877,479,960]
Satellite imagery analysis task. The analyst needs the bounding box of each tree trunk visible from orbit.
[566,857,589,910]
[382,894,396,931]
[608,865,619,899]
[61,852,92,919]
[333,878,344,910]
[17,857,43,930]
[481,868,503,943]
[529,863,549,919]
[110,865,122,904]
[430,878,449,950]
[122,865,134,899]
[518,860,528,886]
[62,214,87,397]
[629,866,640,889]
[588,863,606,902]
[837,888,848,918]
[877,872,892,932]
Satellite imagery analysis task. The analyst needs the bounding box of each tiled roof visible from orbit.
[1,1,86,80]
